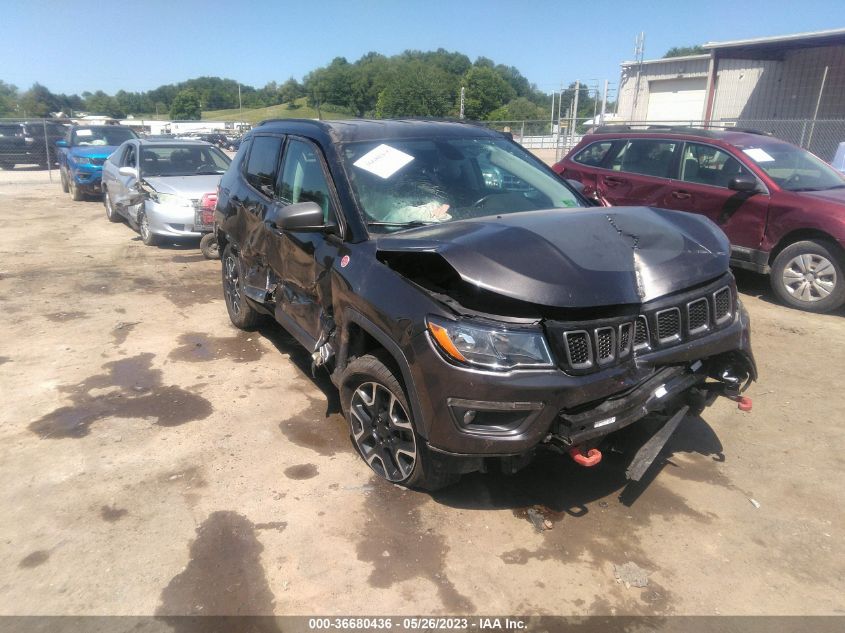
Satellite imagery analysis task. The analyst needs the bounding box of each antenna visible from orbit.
[631,31,646,119]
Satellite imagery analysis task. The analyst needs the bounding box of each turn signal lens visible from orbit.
[428,321,467,363]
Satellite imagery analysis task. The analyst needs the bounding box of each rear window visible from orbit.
[245,136,282,196]
[611,139,678,178]
[573,141,614,166]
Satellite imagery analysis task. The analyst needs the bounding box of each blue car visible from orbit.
[57,125,138,200]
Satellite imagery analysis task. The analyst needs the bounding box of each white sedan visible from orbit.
[101,139,231,246]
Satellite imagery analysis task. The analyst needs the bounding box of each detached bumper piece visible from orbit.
[625,405,689,481]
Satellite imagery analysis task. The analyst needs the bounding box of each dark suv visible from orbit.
[215,119,756,490]
[555,127,845,313]
[0,121,68,169]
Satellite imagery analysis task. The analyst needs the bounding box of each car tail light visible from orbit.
[200,192,218,210]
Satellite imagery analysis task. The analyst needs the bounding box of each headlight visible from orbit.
[73,156,91,165]
[427,316,553,370]
[150,192,192,207]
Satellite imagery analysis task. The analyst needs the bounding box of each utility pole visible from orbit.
[632,32,645,120]
[549,90,556,135]
[569,80,580,155]
[555,85,563,161]
[459,86,465,119]
[238,84,242,118]
[600,79,608,125]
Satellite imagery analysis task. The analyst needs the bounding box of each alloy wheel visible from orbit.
[139,213,151,242]
[781,253,837,303]
[223,253,242,315]
[349,382,417,482]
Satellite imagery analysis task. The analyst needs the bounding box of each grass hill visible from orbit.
[202,98,349,124]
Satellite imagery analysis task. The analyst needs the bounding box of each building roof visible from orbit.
[620,53,709,68]
[704,27,845,50]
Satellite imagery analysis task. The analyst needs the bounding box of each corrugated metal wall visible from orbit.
[710,58,781,120]
[617,57,710,120]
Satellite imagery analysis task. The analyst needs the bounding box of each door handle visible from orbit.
[671,190,691,200]
[604,176,625,187]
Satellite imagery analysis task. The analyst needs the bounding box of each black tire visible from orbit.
[60,168,69,193]
[69,175,83,201]
[104,190,121,223]
[340,351,458,491]
[200,233,219,259]
[137,210,157,246]
[221,244,261,329]
[770,239,845,313]
[0,161,14,170]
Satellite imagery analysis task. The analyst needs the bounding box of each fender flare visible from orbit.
[338,308,428,438]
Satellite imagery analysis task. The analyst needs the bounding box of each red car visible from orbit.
[554,127,845,313]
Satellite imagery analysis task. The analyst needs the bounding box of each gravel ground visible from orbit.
[0,172,843,617]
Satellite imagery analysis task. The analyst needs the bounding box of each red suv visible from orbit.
[554,127,845,313]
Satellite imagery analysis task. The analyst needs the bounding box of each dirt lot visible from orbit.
[0,171,843,618]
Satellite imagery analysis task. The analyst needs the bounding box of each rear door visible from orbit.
[666,141,769,249]
[238,134,284,292]
[597,138,680,206]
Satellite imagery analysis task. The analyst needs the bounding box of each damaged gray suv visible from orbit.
[215,119,757,490]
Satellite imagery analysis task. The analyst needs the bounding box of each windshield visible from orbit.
[72,126,137,147]
[342,137,582,232]
[739,142,845,191]
[139,145,231,177]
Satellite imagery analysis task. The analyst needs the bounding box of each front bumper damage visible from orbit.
[416,301,755,477]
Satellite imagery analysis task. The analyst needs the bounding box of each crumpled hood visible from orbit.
[376,207,730,308]
[142,175,222,198]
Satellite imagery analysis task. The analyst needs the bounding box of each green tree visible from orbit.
[488,97,547,121]
[462,66,516,120]
[279,77,304,105]
[0,81,17,116]
[375,62,455,118]
[18,83,60,117]
[170,90,201,120]
[84,90,125,118]
[663,45,706,58]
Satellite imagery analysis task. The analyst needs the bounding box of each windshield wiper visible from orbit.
[366,220,438,228]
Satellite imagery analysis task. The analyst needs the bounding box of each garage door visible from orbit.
[646,77,707,122]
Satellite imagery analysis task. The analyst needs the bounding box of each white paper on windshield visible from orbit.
[743,148,775,163]
[76,129,92,137]
[353,144,414,179]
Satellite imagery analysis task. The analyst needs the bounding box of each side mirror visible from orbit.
[728,175,759,193]
[566,178,586,195]
[55,140,68,148]
[118,166,138,179]
[265,201,325,231]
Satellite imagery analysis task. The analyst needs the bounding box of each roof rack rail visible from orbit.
[592,124,772,137]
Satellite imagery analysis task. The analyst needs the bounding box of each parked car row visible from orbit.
[554,126,845,313]
[0,120,69,169]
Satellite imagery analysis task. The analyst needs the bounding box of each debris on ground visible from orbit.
[749,498,761,509]
[614,562,650,588]
[526,507,546,532]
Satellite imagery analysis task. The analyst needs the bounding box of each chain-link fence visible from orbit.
[0,118,71,183]
[481,117,845,166]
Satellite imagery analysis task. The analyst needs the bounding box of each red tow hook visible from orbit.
[569,446,602,467]
[726,395,753,412]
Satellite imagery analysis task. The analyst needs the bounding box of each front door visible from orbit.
[664,141,769,250]
[113,143,139,214]
[265,137,342,348]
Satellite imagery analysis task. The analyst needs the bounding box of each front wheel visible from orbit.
[770,239,845,313]
[104,191,121,223]
[200,233,219,259]
[69,174,83,201]
[341,352,458,490]
[137,210,157,245]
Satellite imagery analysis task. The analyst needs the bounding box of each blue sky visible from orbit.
[1,0,842,96]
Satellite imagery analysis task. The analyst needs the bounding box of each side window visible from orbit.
[573,141,614,167]
[612,139,677,178]
[680,142,749,188]
[245,135,282,197]
[122,145,137,168]
[277,139,335,224]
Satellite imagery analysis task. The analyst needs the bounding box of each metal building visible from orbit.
[616,27,845,159]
